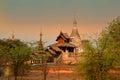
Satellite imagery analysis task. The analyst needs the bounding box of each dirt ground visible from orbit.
[22,65,79,80]
[2,65,80,80]
[2,65,119,80]
[20,65,120,80]
[23,70,77,80]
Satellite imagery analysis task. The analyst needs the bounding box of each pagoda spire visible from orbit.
[40,32,42,42]
[11,31,15,41]
[70,17,81,47]
[39,31,43,47]
[70,17,80,38]
[73,16,77,27]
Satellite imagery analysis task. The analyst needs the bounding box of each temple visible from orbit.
[48,18,83,64]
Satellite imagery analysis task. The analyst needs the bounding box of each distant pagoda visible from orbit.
[70,17,82,53]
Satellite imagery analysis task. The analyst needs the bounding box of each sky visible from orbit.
[0,0,120,45]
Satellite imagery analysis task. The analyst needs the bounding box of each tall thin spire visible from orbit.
[11,31,15,41]
[38,31,43,47]
[73,15,77,27]
[40,32,42,42]
[70,17,81,46]
[70,17,80,38]
[70,17,82,53]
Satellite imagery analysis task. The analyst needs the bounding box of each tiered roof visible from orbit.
[56,31,70,42]
[49,42,76,48]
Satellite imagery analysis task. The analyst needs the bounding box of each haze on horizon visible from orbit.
[0,0,120,45]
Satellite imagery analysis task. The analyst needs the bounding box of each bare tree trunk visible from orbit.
[14,72,17,80]
[43,60,47,80]
[14,67,18,80]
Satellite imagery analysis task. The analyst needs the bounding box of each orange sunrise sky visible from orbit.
[0,0,120,45]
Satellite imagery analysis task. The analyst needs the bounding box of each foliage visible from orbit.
[0,39,32,80]
[33,40,51,63]
[10,45,31,73]
[99,17,120,66]
[76,17,120,80]
[76,42,109,80]
[33,40,51,80]
[0,39,9,66]
[9,40,32,80]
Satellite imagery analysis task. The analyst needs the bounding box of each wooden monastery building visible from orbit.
[48,19,86,64]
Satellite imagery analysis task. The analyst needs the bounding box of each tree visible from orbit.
[99,17,120,79]
[76,42,109,80]
[33,40,50,80]
[0,39,9,66]
[10,45,31,80]
[0,39,32,80]
[99,17,120,66]
[9,40,32,80]
[0,39,9,79]
[0,39,15,79]
[76,17,120,80]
